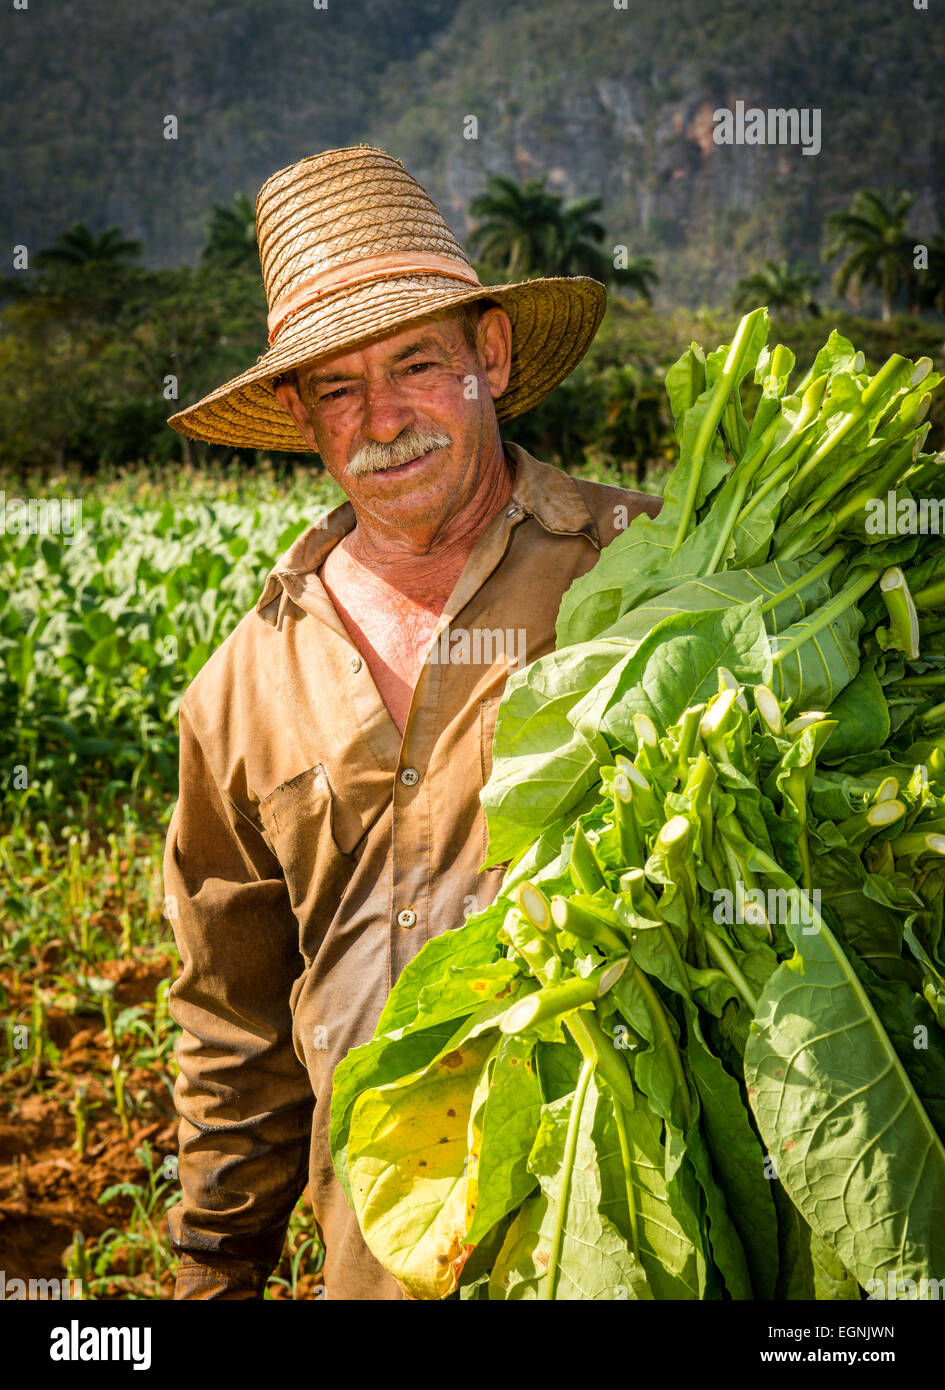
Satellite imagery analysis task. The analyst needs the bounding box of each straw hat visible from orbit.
[166,145,607,451]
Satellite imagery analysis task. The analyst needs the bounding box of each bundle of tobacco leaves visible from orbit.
[330,309,945,1300]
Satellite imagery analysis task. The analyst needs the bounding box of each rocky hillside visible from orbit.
[3,0,943,305]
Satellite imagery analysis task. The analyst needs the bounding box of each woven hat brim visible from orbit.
[166,274,606,451]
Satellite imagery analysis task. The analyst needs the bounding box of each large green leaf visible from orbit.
[769,594,863,712]
[347,1029,498,1299]
[374,900,509,1034]
[488,1076,652,1299]
[745,891,945,1290]
[481,641,624,864]
[329,1021,460,1206]
[600,558,831,646]
[683,1001,780,1299]
[823,661,890,760]
[592,601,772,748]
[331,910,522,1208]
[554,511,724,651]
[465,1033,543,1242]
[593,1084,706,1299]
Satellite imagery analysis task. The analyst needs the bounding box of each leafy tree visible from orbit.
[35,222,143,268]
[823,190,915,321]
[468,174,659,298]
[468,175,564,280]
[0,253,269,472]
[548,194,608,276]
[612,255,660,304]
[733,259,820,321]
[200,193,259,272]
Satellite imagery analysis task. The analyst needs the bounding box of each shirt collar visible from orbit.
[255,441,600,625]
[503,442,600,543]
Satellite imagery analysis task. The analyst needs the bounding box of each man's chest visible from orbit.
[232,515,608,817]
[331,585,441,683]
[319,545,462,730]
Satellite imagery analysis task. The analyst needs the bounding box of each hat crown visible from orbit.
[255,146,474,311]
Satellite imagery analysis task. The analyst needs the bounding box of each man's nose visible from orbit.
[360,376,415,442]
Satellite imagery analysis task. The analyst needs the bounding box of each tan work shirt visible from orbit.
[164,442,661,1300]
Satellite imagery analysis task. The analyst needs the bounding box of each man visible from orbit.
[163,145,661,1300]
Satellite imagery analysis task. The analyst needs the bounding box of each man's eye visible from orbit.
[321,386,350,401]
[406,361,435,374]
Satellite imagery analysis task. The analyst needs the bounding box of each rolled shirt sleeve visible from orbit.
[164,699,315,1297]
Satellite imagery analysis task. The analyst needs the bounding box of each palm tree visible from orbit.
[467,175,563,280]
[733,259,820,320]
[201,193,258,271]
[550,195,609,277]
[613,255,660,304]
[468,174,660,298]
[823,189,915,321]
[36,223,143,268]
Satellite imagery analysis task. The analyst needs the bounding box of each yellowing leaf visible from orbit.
[348,1031,497,1299]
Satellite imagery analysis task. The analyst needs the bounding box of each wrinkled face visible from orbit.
[275,305,512,537]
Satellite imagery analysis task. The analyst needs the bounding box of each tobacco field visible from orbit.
[0,463,343,1299]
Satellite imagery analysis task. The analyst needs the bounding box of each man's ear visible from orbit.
[273,377,318,450]
[475,306,513,401]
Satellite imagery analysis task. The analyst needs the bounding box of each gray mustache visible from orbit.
[346,429,452,477]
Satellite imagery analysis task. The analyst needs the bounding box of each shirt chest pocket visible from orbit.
[257,764,358,957]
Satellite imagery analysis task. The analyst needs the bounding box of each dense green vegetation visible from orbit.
[0,464,345,1298]
[0,464,344,827]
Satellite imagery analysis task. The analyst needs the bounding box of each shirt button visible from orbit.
[507,505,520,518]
[350,656,362,672]
[397,908,417,929]
[400,767,420,786]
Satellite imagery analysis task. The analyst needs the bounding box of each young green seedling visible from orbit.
[102,993,116,1051]
[74,1082,89,1158]
[111,1054,131,1139]
[31,986,44,1074]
